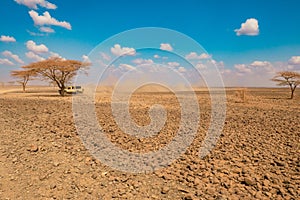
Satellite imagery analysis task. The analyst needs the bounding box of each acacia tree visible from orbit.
[271,71,300,99]
[23,58,89,96]
[10,69,36,92]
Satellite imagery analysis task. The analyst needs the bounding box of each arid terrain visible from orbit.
[0,86,299,199]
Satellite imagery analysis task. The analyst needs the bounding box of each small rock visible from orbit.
[178,187,189,193]
[50,184,56,189]
[101,171,108,177]
[28,144,38,152]
[255,191,263,199]
[91,174,97,179]
[53,162,60,167]
[263,179,270,187]
[242,177,256,186]
[12,157,18,163]
[274,160,286,167]
[161,186,169,194]
[39,175,47,181]
[184,194,194,200]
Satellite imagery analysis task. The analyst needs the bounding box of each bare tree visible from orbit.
[11,69,35,92]
[271,71,300,99]
[23,58,89,96]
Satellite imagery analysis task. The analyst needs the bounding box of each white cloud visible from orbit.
[39,26,55,33]
[2,51,24,64]
[249,61,273,72]
[0,58,14,66]
[234,18,259,36]
[185,52,211,60]
[177,67,186,73]
[250,61,271,67]
[160,43,173,51]
[82,55,90,63]
[288,56,300,65]
[234,64,251,73]
[249,61,274,73]
[0,35,16,42]
[14,0,57,9]
[111,44,136,56]
[29,10,72,30]
[27,30,45,36]
[195,62,207,70]
[167,62,180,67]
[49,51,62,59]
[100,52,111,61]
[119,63,136,71]
[26,40,48,54]
[154,54,160,59]
[26,51,45,61]
[132,58,154,65]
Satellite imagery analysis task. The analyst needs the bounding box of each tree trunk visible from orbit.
[22,83,26,93]
[291,86,296,99]
[59,85,66,96]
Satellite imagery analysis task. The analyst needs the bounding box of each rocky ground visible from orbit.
[0,87,299,199]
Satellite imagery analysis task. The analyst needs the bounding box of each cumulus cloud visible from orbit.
[0,58,14,66]
[2,51,24,64]
[49,51,63,59]
[0,35,16,42]
[26,51,45,61]
[288,56,300,65]
[132,58,154,65]
[82,55,90,63]
[119,63,136,71]
[235,18,259,36]
[185,52,211,60]
[39,26,55,33]
[14,0,57,9]
[29,10,72,30]
[177,67,186,73]
[195,62,207,70]
[26,40,48,54]
[234,64,251,73]
[250,61,271,67]
[160,43,173,51]
[250,61,273,70]
[167,62,180,67]
[111,44,136,56]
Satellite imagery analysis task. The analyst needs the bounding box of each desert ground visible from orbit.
[0,86,299,199]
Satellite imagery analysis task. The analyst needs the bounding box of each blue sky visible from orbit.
[1,0,300,86]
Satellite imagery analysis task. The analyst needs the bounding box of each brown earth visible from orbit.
[0,86,299,199]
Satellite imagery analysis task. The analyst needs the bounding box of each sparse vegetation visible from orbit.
[22,58,89,96]
[10,69,36,92]
[271,71,300,99]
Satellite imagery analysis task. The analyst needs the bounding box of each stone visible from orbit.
[161,186,169,194]
[242,177,256,186]
[28,144,38,152]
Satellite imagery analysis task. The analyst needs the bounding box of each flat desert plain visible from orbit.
[0,86,299,199]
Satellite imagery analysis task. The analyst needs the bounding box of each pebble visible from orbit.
[242,177,256,186]
[28,144,38,152]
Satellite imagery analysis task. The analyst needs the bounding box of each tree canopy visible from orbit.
[11,69,36,92]
[271,71,300,99]
[23,58,89,96]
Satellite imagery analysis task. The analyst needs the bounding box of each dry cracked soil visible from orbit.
[0,87,299,199]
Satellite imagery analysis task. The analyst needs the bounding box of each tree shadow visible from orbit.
[265,97,291,100]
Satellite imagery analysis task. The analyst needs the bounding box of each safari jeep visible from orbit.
[64,86,84,94]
